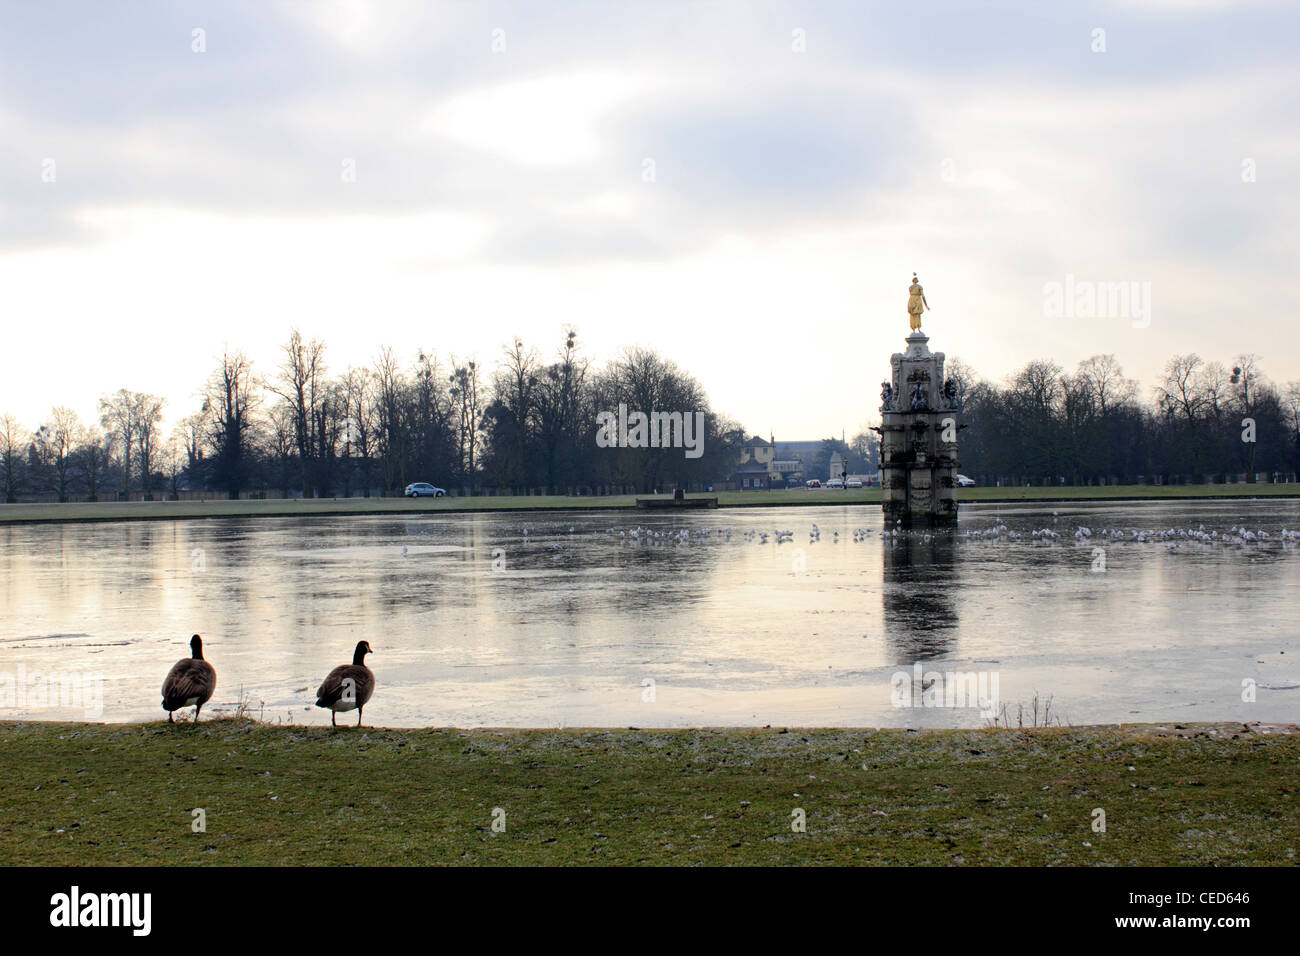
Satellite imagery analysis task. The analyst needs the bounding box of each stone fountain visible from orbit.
[875,275,961,526]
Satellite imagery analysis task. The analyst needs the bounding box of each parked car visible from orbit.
[826,478,845,489]
[404,482,447,497]
[845,479,864,489]
[955,474,976,487]
[805,479,822,488]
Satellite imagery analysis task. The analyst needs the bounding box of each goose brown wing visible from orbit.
[316,664,373,707]
[350,666,374,706]
[162,659,216,707]
[315,664,348,706]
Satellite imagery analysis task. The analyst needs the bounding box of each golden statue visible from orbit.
[907,273,929,331]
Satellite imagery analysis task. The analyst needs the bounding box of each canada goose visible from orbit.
[315,641,375,727]
[161,634,217,723]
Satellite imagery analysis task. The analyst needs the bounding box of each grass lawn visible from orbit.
[1,483,1297,525]
[1,720,1295,865]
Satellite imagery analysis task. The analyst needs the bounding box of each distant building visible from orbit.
[735,459,773,490]
[734,436,775,489]
[738,435,774,467]
[829,451,846,481]
[772,458,803,486]
[773,440,826,467]
[737,435,860,489]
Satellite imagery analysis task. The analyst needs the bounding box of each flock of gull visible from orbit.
[508,513,1300,554]
[594,521,881,546]
[958,513,1300,550]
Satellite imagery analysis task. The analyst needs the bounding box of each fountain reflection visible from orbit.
[881,531,960,662]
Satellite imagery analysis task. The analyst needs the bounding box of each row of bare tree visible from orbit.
[1,391,166,503]
[4,344,1298,502]
[1,329,746,502]
[952,353,1300,484]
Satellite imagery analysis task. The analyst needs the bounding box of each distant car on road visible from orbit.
[826,478,845,489]
[805,479,822,488]
[405,482,447,497]
[845,478,864,488]
[955,474,976,487]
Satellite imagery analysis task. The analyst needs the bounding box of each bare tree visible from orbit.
[313,379,345,497]
[270,330,327,497]
[1010,360,1064,413]
[98,389,139,499]
[176,413,206,488]
[161,430,186,499]
[1155,353,1205,422]
[1231,355,1267,481]
[135,394,165,500]
[535,330,589,493]
[1059,372,1097,483]
[1153,354,1208,477]
[373,347,409,494]
[1195,361,1233,425]
[486,338,540,488]
[202,351,259,499]
[449,358,483,484]
[35,407,80,501]
[1231,354,1265,415]
[341,367,376,496]
[266,403,298,498]
[597,345,705,493]
[1003,360,1064,482]
[943,356,979,411]
[77,426,112,502]
[410,350,456,487]
[0,413,24,502]
[1283,382,1300,439]
[1077,354,1136,415]
[849,428,879,471]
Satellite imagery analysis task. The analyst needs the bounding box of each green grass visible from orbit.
[1,483,1296,525]
[1,721,1294,865]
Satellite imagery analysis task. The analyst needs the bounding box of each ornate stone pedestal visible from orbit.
[876,331,960,526]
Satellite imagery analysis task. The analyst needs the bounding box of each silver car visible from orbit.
[404,482,447,497]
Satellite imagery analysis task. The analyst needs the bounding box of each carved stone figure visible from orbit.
[909,381,929,410]
[881,382,893,409]
[942,378,960,408]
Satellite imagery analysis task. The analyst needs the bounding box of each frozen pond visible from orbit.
[1,499,1298,728]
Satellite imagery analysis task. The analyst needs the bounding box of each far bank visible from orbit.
[1,483,1299,526]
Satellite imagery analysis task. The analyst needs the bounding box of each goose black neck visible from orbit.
[352,642,369,666]
[190,635,204,660]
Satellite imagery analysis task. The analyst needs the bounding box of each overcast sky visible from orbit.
[2,0,1296,441]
